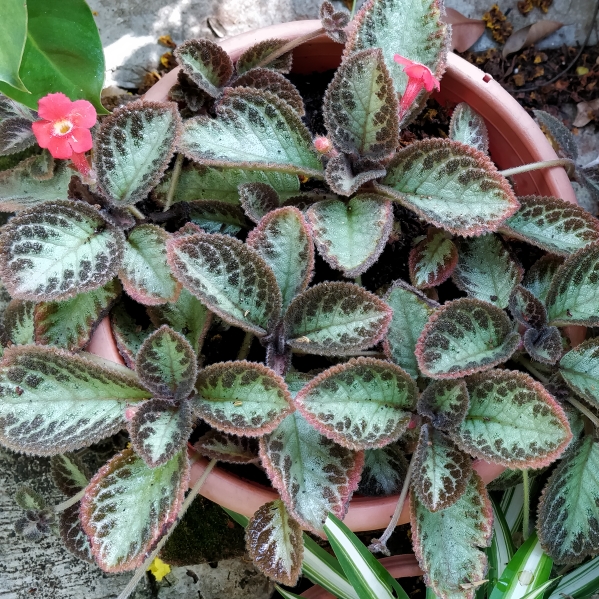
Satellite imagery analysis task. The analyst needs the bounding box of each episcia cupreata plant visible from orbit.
[0,0,598,597]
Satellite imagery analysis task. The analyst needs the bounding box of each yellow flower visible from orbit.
[148,557,171,581]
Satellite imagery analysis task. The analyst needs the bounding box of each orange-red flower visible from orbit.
[394,54,440,119]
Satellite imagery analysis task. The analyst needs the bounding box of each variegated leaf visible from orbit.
[306,195,393,278]
[358,445,407,496]
[95,100,181,206]
[235,38,293,75]
[179,88,323,178]
[324,154,386,197]
[413,424,473,511]
[417,379,470,431]
[34,279,121,351]
[409,229,458,289]
[80,448,189,572]
[239,181,281,223]
[3,299,35,345]
[110,302,155,368]
[136,325,197,400]
[247,206,314,312]
[194,430,258,464]
[524,325,562,365]
[284,282,392,356]
[411,472,493,599]
[50,453,89,496]
[560,338,599,408]
[0,200,125,301]
[455,370,572,469]
[247,499,303,586]
[502,195,599,256]
[59,504,95,564]
[29,150,55,181]
[295,358,417,450]
[188,200,249,235]
[193,361,293,435]
[323,48,398,159]
[453,234,523,309]
[377,140,519,236]
[15,486,46,510]
[260,411,363,535]
[522,254,563,305]
[0,345,151,455]
[449,103,489,154]
[167,232,282,337]
[0,115,36,155]
[130,398,192,467]
[384,279,437,379]
[537,436,599,564]
[508,285,547,329]
[416,298,520,379]
[119,225,180,306]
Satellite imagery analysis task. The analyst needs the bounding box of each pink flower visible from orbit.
[394,55,440,119]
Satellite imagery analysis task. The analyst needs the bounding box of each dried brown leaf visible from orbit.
[503,21,563,58]
[573,99,599,127]
[483,5,513,44]
[443,8,485,52]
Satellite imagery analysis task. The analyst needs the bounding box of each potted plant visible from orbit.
[1,0,598,597]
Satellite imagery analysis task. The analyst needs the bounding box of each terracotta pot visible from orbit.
[89,19,578,533]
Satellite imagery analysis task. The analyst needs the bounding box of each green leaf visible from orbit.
[323,48,398,159]
[167,232,282,337]
[508,285,547,330]
[502,195,599,256]
[0,345,151,455]
[306,195,393,278]
[409,229,458,289]
[246,499,304,586]
[377,139,519,236]
[546,241,599,325]
[15,485,46,510]
[95,101,181,206]
[453,234,523,309]
[533,110,577,161]
[538,436,599,564]
[58,503,94,564]
[194,430,258,464]
[411,472,493,599]
[320,1,351,44]
[247,206,314,313]
[560,338,599,408]
[119,225,181,305]
[416,298,520,379]
[80,448,189,572]
[522,255,563,305]
[34,279,121,351]
[417,379,470,431]
[449,104,489,154]
[188,200,249,235]
[50,453,89,496]
[488,497,515,589]
[0,200,125,301]
[0,0,27,92]
[383,279,437,379]
[295,358,417,450]
[235,39,293,75]
[284,282,392,356]
[0,0,106,113]
[358,445,407,496]
[456,370,572,469]
[324,154,387,197]
[3,299,35,345]
[110,302,155,368]
[548,555,599,599]
[260,411,363,535]
[193,361,293,436]
[174,39,233,98]
[239,181,281,223]
[179,88,323,178]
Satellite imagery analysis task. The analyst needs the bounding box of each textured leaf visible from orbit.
[522,254,563,305]
[284,282,392,356]
[15,485,46,510]
[3,299,35,345]
[502,195,599,256]
[559,338,599,408]
[110,302,154,368]
[417,379,470,431]
[179,88,323,178]
[167,232,282,337]
[307,195,393,278]
[80,448,189,572]
[508,285,547,329]
[188,200,249,235]
[239,182,281,223]
[383,279,437,379]
[247,207,314,313]
[295,358,417,450]
[34,279,121,351]
[534,109,578,161]
[174,39,233,98]
[449,103,489,154]
[413,424,473,511]
[538,436,599,564]
[235,38,293,75]
[0,116,36,156]
[260,411,363,535]
[320,1,351,44]
[0,200,125,301]
[50,453,89,497]
[409,229,458,289]
[194,430,258,464]
[546,242,599,325]
[247,499,303,586]
[377,140,518,236]
[0,345,150,455]
[358,445,407,496]
[323,48,398,159]
[411,472,493,599]
[130,398,192,467]
[29,150,55,181]
[416,298,520,379]
[524,326,562,365]
[119,225,180,306]
[193,361,293,435]
[95,101,181,206]
[59,504,94,564]
[136,325,197,400]
[455,370,572,469]
[324,154,387,197]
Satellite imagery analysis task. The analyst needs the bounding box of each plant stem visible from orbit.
[566,395,599,429]
[128,205,145,220]
[368,451,416,556]
[254,28,326,69]
[163,153,184,212]
[514,355,549,384]
[116,458,218,599]
[500,158,575,178]
[350,0,358,19]
[237,331,254,360]
[354,275,362,286]
[53,488,86,513]
[522,469,530,541]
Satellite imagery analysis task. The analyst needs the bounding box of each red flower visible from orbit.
[393,55,440,119]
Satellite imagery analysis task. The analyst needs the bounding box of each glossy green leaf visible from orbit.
[548,555,599,599]
[0,0,27,92]
[409,229,458,289]
[522,254,563,305]
[417,379,470,431]
[3,299,35,345]
[560,338,599,408]
[188,200,249,235]
[358,445,407,496]
[488,497,515,589]
[449,104,489,154]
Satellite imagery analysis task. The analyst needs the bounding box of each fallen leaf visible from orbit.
[573,99,599,127]
[483,5,513,43]
[577,66,590,76]
[503,20,563,58]
[158,35,176,49]
[443,8,486,52]
[518,0,535,15]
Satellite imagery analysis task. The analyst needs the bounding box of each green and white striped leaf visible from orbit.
[560,340,599,407]
[80,448,189,572]
[0,345,151,455]
[522,255,563,305]
[358,445,407,496]
[449,103,489,154]
[0,200,125,301]
[409,229,458,289]
[548,555,599,599]
[500,485,525,537]
[488,497,516,589]
[417,379,470,431]
[3,299,35,345]
[188,200,248,235]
